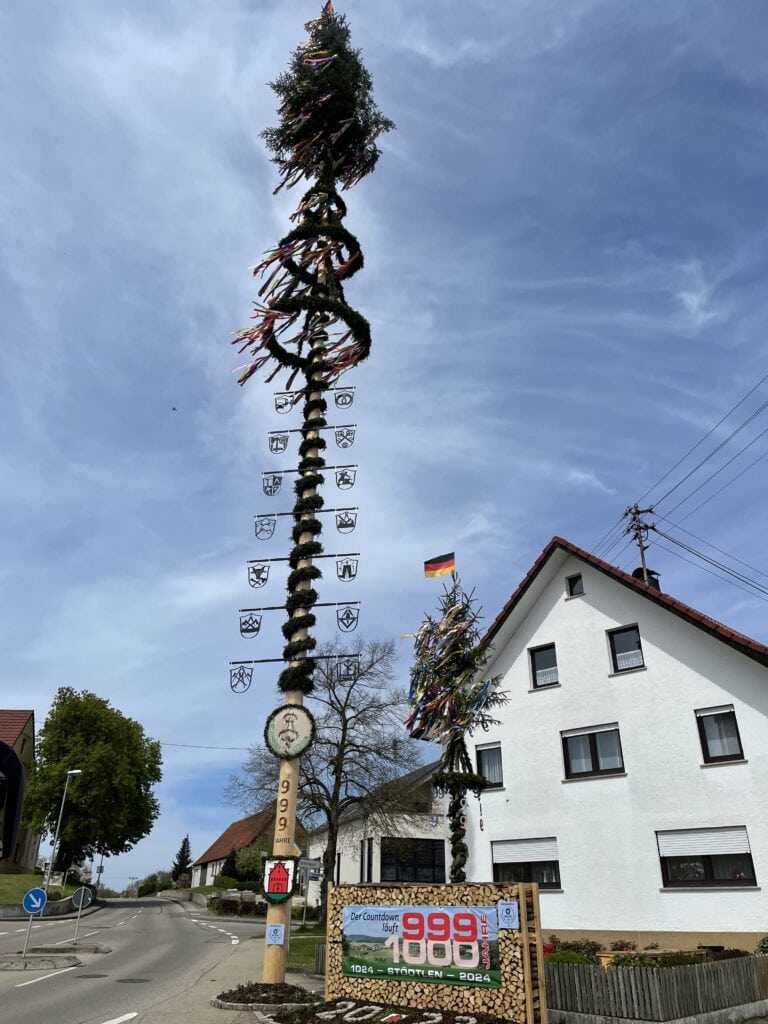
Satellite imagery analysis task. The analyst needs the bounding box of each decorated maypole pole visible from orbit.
[232,3,393,985]
[407,568,507,882]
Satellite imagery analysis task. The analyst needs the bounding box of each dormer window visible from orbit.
[566,574,584,597]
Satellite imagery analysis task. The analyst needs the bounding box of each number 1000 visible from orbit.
[384,936,480,968]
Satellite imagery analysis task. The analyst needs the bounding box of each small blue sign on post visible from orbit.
[22,887,47,915]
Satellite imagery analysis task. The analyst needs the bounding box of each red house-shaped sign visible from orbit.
[267,861,289,894]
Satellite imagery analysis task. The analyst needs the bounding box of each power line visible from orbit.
[654,395,768,509]
[160,741,250,751]
[653,540,768,606]
[637,370,768,506]
[678,448,768,523]
[663,421,768,517]
[652,527,768,598]
[655,514,768,584]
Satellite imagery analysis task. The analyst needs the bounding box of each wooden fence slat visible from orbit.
[546,954,768,1019]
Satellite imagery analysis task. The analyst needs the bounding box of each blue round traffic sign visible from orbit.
[22,887,47,915]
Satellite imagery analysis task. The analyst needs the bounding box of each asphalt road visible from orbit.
[0,897,267,1024]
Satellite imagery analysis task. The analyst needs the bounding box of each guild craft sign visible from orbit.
[264,704,316,759]
[263,857,297,904]
[326,883,547,1024]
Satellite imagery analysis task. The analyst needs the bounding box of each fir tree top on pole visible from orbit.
[233,3,394,390]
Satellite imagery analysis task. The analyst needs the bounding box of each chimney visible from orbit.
[632,567,661,591]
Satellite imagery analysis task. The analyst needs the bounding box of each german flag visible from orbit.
[424,552,455,578]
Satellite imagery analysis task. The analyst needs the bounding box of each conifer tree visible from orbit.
[408,576,507,881]
[171,834,192,882]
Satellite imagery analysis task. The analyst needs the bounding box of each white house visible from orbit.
[307,761,448,903]
[463,536,768,948]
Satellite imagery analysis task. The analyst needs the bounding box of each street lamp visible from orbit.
[44,769,82,891]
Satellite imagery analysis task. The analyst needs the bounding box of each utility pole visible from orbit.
[624,504,655,582]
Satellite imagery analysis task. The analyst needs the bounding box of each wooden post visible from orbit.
[262,302,327,985]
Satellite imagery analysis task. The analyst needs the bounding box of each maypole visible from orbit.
[230,2,393,985]
[407,574,507,882]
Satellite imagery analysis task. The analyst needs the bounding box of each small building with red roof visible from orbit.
[0,710,40,873]
[191,806,307,887]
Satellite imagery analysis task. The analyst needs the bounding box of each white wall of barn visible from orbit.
[464,553,768,934]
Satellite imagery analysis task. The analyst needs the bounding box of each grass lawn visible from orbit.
[191,885,219,895]
[287,925,326,973]
[0,875,78,904]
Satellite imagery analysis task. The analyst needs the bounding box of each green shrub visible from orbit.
[213,875,238,890]
[657,953,706,967]
[643,942,659,950]
[708,948,750,961]
[756,935,768,956]
[609,939,637,951]
[208,897,222,913]
[547,950,599,966]
[610,954,656,968]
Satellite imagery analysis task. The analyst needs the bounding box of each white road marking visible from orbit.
[16,965,78,987]
[84,930,100,937]
[97,1014,138,1024]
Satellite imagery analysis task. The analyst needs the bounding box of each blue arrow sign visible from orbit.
[22,887,47,915]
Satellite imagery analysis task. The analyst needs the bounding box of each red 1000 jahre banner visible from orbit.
[341,906,501,988]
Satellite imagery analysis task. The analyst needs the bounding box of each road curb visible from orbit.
[210,998,314,1013]
[0,954,80,972]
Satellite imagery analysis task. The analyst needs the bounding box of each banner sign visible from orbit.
[341,905,500,988]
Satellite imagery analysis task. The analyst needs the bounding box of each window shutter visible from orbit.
[561,722,618,738]
[656,826,750,857]
[492,837,558,863]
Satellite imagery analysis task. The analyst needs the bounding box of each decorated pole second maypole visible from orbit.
[407,563,507,882]
[232,3,393,985]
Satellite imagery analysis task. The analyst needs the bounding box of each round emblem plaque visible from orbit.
[264,704,315,759]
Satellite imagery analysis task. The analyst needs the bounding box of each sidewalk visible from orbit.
[146,935,324,1024]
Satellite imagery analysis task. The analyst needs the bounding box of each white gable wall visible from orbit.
[465,553,768,933]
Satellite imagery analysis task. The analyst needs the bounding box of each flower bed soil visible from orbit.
[216,981,322,1005]
[261,998,513,1024]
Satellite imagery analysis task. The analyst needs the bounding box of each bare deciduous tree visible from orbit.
[226,636,426,915]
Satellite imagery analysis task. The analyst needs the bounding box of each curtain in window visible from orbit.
[596,730,622,770]
[566,734,592,773]
[479,746,503,785]
[702,713,740,758]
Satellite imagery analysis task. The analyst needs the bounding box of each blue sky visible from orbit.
[3,0,768,888]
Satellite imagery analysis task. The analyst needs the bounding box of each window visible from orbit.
[476,744,503,788]
[380,838,445,883]
[566,574,584,597]
[562,724,624,778]
[608,625,644,672]
[696,706,744,763]
[657,827,756,887]
[530,644,559,688]
[492,838,560,890]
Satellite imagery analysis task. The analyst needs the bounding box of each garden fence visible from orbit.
[545,955,768,1021]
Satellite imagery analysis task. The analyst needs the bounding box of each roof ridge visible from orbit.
[484,536,768,667]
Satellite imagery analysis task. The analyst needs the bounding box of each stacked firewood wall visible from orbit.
[325,882,547,1024]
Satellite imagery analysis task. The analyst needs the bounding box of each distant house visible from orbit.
[0,710,40,873]
[307,760,448,902]
[191,805,307,887]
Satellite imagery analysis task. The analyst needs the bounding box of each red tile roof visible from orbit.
[484,537,768,668]
[194,805,277,866]
[0,711,34,748]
